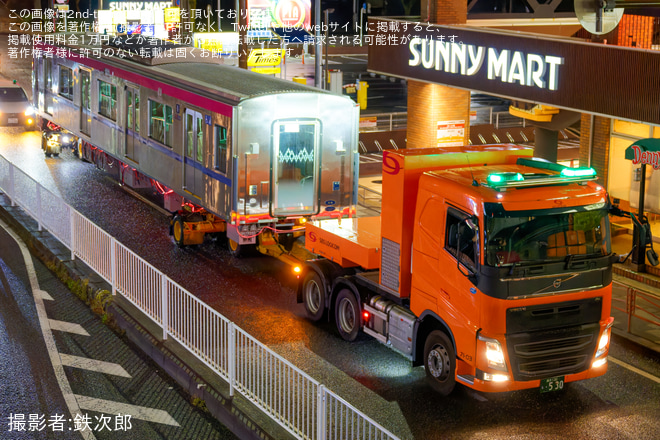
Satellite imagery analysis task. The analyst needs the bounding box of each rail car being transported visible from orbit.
[33,34,359,260]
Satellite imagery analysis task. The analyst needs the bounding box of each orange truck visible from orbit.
[299,144,616,395]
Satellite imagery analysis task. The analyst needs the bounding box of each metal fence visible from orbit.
[612,280,660,339]
[358,110,525,134]
[0,154,399,440]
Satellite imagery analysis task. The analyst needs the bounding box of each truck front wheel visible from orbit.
[303,271,325,322]
[335,289,360,342]
[423,330,456,396]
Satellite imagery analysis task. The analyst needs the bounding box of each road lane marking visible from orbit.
[610,356,660,384]
[49,319,90,336]
[35,289,54,301]
[60,353,132,378]
[75,395,180,426]
[0,219,97,440]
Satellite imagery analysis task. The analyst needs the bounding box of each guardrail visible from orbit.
[359,112,407,132]
[358,109,525,134]
[0,154,399,440]
[357,184,382,213]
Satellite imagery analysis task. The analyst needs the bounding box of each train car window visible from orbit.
[196,116,204,162]
[80,70,91,135]
[127,89,139,135]
[44,58,53,115]
[98,80,117,120]
[186,112,194,157]
[134,93,140,133]
[58,66,73,100]
[44,58,52,90]
[149,100,173,147]
[214,125,227,174]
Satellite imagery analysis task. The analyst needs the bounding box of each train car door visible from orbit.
[125,86,139,162]
[183,108,204,198]
[80,69,91,135]
[272,119,320,216]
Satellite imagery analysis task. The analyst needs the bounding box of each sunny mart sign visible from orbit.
[408,37,563,91]
[368,18,660,125]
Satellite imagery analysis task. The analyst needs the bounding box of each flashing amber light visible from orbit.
[293,266,301,274]
[26,118,33,125]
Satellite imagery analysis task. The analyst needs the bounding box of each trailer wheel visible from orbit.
[173,216,186,247]
[423,330,456,396]
[303,271,325,322]
[335,288,360,342]
[228,238,243,257]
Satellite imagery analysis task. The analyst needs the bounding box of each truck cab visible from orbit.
[412,158,615,393]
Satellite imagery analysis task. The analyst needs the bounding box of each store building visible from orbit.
[367,13,660,225]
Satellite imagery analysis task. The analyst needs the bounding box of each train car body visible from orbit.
[33,35,359,251]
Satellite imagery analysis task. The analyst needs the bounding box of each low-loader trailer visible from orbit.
[300,144,616,395]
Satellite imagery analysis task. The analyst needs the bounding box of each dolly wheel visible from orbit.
[173,216,186,247]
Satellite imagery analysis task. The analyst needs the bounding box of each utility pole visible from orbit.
[314,0,321,88]
[238,0,247,69]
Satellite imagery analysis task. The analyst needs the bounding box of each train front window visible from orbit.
[484,205,611,267]
[272,120,320,216]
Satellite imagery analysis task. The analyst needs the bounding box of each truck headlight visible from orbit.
[595,324,612,358]
[24,107,35,116]
[482,372,510,382]
[478,334,508,371]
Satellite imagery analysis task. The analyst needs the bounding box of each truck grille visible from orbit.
[506,298,602,381]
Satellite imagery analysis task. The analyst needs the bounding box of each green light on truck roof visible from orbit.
[487,172,524,185]
[560,167,597,178]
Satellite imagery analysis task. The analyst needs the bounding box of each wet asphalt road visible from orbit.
[0,224,73,440]
[0,141,239,438]
[2,127,660,439]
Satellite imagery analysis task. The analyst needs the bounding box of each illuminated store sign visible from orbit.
[630,145,660,169]
[369,18,660,125]
[247,0,311,30]
[109,1,171,11]
[408,38,563,91]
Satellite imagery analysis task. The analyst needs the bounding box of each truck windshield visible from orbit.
[484,205,611,267]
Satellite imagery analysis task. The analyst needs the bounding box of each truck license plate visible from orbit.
[540,376,564,393]
[8,118,18,124]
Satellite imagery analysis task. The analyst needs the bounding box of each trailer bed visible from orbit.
[305,217,381,269]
